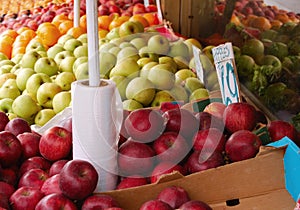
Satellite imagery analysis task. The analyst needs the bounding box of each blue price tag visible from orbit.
[212,43,240,106]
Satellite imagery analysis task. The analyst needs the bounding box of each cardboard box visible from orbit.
[100,146,296,210]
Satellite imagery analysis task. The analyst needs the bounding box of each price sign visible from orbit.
[192,45,204,84]
[212,42,241,106]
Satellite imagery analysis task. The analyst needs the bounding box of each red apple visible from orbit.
[19,156,52,177]
[150,161,186,183]
[35,193,77,210]
[0,131,22,167]
[152,131,190,163]
[179,200,212,210]
[0,193,10,209]
[185,150,224,174]
[194,112,225,131]
[81,194,120,210]
[17,132,41,160]
[124,108,166,143]
[0,112,9,131]
[192,128,226,152]
[225,130,262,162]
[9,186,44,210]
[162,108,199,141]
[223,102,257,133]
[41,174,62,195]
[118,138,156,176]
[116,175,148,189]
[146,5,157,13]
[0,167,18,186]
[119,110,130,146]
[0,181,15,199]
[160,101,182,113]
[157,186,190,208]
[59,159,98,200]
[140,199,173,210]
[39,126,72,161]
[49,159,69,177]
[18,168,49,190]
[267,120,297,142]
[98,5,110,16]
[4,117,31,136]
[203,102,226,120]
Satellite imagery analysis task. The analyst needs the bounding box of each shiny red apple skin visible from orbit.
[150,161,186,183]
[185,150,224,174]
[203,102,226,120]
[223,102,257,133]
[0,167,18,186]
[0,181,15,199]
[49,159,69,177]
[192,128,226,152]
[140,199,173,210]
[81,194,120,210]
[124,108,166,143]
[0,131,22,168]
[18,168,49,190]
[162,108,199,141]
[267,120,297,143]
[4,117,31,136]
[17,132,41,160]
[0,112,9,131]
[59,159,98,200]
[179,200,212,210]
[39,126,72,161]
[19,156,52,177]
[9,186,44,210]
[157,186,190,209]
[152,131,190,163]
[194,112,225,131]
[41,174,62,195]
[116,175,148,190]
[35,193,77,210]
[225,130,262,162]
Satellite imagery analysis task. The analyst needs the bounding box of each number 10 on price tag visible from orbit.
[212,42,241,106]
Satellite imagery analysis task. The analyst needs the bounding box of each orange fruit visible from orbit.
[58,20,74,35]
[129,15,149,28]
[109,16,130,31]
[37,23,61,47]
[0,29,18,39]
[249,16,271,31]
[98,29,109,39]
[0,41,12,58]
[275,13,291,23]
[11,46,26,58]
[17,26,30,34]
[66,26,86,38]
[143,13,160,26]
[98,15,113,31]
[19,29,36,41]
[270,19,283,30]
[79,15,87,31]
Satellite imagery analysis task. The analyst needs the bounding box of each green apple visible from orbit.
[47,44,65,59]
[10,64,22,74]
[77,33,88,43]
[0,79,20,100]
[110,75,130,100]
[173,56,189,69]
[26,73,52,100]
[7,112,18,121]
[99,37,109,46]
[21,50,42,69]
[137,57,154,68]
[34,57,59,76]
[36,82,62,108]
[122,99,143,111]
[12,94,41,120]
[59,56,77,73]
[0,64,14,74]
[99,42,117,52]
[108,46,121,57]
[73,44,88,58]
[189,88,209,102]
[184,77,205,94]
[11,54,24,64]
[73,56,88,73]
[147,64,175,90]
[57,34,75,46]
[55,72,76,91]
[184,38,203,58]
[125,77,156,106]
[168,39,190,59]
[158,56,178,73]
[117,46,139,62]
[130,37,147,50]
[34,109,56,126]
[118,21,143,37]
[63,38,83,52]
[0,98,13,113]
[0,52,8,61]
[54,50,74,67]
[0,73,16,87]
[175,69,196,84]
[106,27,120,40]
[99,51,117,78]
[140,61,158,78]
[205,71,219,91]
[119,41,135,49]
[25,40,46,53]
[109,58,140,78]
[170,83,189,102]
[74,62,89,80]
[202,45,215,64]
[151,90,176,107]
[16,68,35,91]
[37,50,47,57]
[0,60,15,68]
[147,34,170,55]
[52,91,71,114]
[138,46,159,61]
[199,53,216,74]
